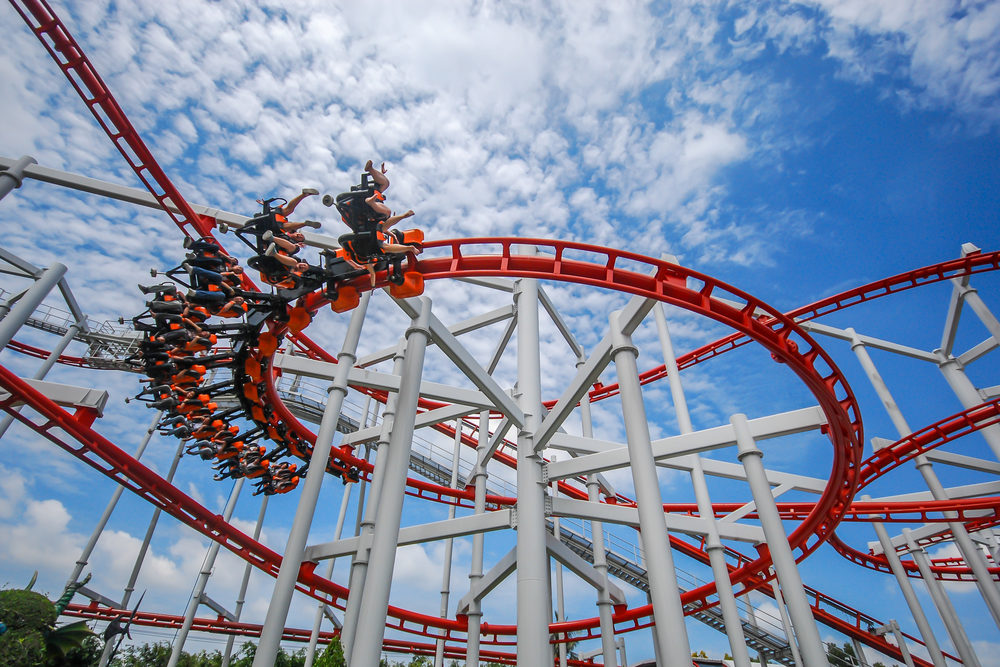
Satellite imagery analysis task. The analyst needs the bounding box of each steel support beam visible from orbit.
[349,297,432,667]
[733,414,826,666]
[254,293,370,667]
[611,308,692,664]
[513,272,553,665]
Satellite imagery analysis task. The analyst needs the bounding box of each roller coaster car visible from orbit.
[330,173,385,234]
[239,198,288,254]
[245,253,303,290]
[335,228,425,295]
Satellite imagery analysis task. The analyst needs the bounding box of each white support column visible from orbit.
[0,262,67,351]
[850,637,869,667]
[466,409,490,667]
[935,349,1000,460]
[610,308,692,665]
[254,292,371,667]
[434,421,464,667]
[66,410,161,587]
[221,495,269,667]
[851,332,1000,627]
[616,636,628,667]
[349,297,432,667]
[745,598,770,667]
[98,438,185,667]
[580,375,617,667]
[0,155,36,201]
[877,620,915,667]
[168,479,244,667]
[902,529,981,667]
[0,321,81,439]
[513,271,554,665]
[732,414,827,666]
[342,345,404,657]
[551,459,567,667]
[865,507,946,667]
[303,478,354,667]
[655,303,750,667]
[769,580,803,667]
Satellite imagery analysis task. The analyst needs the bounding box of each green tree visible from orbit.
[0,580,97,666]
[314,636,346,667]
[62,634,104,666]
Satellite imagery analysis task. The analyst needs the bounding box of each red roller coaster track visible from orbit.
[5,1,998,665]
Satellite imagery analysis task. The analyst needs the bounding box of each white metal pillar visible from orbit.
[850,331,1000,627]
[616,636,628,667]
[349,297,432,666]
[513,273,554,665]
[67,410,161,587]
[254,292,370,667]
[434,421,464,667]
[732,414,827,666]
[902,529,981,667]
[98,438,185,667]
[935,349,1000,459]
[0,262,67,351]
[168,478,244,667]
[0,155,36,200]
[342,344,403,657]
[303,478,354,667]
[610,308,692,665]
[877,620,915,667]
[581,383,618,667]
[221,495,269,667]
[769,580,803,667]
[551,460,568,667]
[655,303,751,667]
[466,409,489,667]
[0,321,81,439]
[864,496,946,667]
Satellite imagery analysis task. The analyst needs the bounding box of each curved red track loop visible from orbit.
[584,249,1000,405]
[250,239,866,632]
[6,1,960,657]
[826,399,1000,581]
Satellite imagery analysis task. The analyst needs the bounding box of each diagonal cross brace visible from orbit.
[395,297,524,427]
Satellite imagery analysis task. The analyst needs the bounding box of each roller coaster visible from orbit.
[1,1,999,666]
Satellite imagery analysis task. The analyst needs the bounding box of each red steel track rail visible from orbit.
[5,1,990,663]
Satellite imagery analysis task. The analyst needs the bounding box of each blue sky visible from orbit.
[2,1,1000,664]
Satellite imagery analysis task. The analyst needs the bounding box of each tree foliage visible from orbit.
[0,584,97,666]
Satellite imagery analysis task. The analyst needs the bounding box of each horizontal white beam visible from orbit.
[547,406,827,481]
[273,353,495,410]
[304,509,513,561]
[357,305,515,368]
[0,378,108,416]
[551,497,765,544]
[923,450,1000,474]
[799,321,938,363]
[339,403,477,447]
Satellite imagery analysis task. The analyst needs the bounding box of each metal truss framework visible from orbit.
[2,1,999,666]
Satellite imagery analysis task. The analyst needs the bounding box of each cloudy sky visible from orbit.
[2,0,1000,664]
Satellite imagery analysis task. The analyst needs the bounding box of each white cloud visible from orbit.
[801,0,1000,129]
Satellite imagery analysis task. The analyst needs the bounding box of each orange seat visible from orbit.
[258,332,278,356]
[331,285,360,313]
[389,271,424,299]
